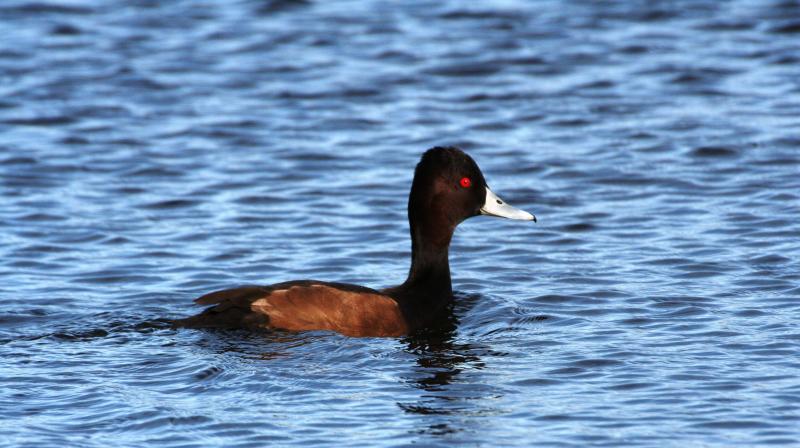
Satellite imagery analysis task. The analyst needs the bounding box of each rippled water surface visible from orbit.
[2,0,800,446]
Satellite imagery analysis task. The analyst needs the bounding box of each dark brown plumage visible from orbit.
[175,147,535,337]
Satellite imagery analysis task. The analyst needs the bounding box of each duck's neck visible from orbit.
[398,210,454,298]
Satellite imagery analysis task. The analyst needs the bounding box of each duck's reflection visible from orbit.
[398,292,500,437]
[190,292,504,439]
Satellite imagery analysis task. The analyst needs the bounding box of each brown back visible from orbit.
[251,284,407,337]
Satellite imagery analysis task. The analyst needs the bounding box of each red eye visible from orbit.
[459,177,472,188]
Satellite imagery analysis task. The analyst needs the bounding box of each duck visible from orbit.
[176,146,535,337]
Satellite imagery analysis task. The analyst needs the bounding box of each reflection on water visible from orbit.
[400,294,503,439]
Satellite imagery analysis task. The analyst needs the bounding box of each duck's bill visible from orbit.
[480,187,537,222]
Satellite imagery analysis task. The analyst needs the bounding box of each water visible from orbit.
[1,0,799,446]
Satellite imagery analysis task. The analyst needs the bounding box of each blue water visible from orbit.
[2,0,800,446]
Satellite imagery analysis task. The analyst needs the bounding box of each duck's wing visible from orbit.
[176,281,408,337]
[173,284,274,329]
[194,285,272,305]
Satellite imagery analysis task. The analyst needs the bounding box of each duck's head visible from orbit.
[408,147,535,241]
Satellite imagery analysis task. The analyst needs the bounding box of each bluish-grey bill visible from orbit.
[480,187,536,222]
